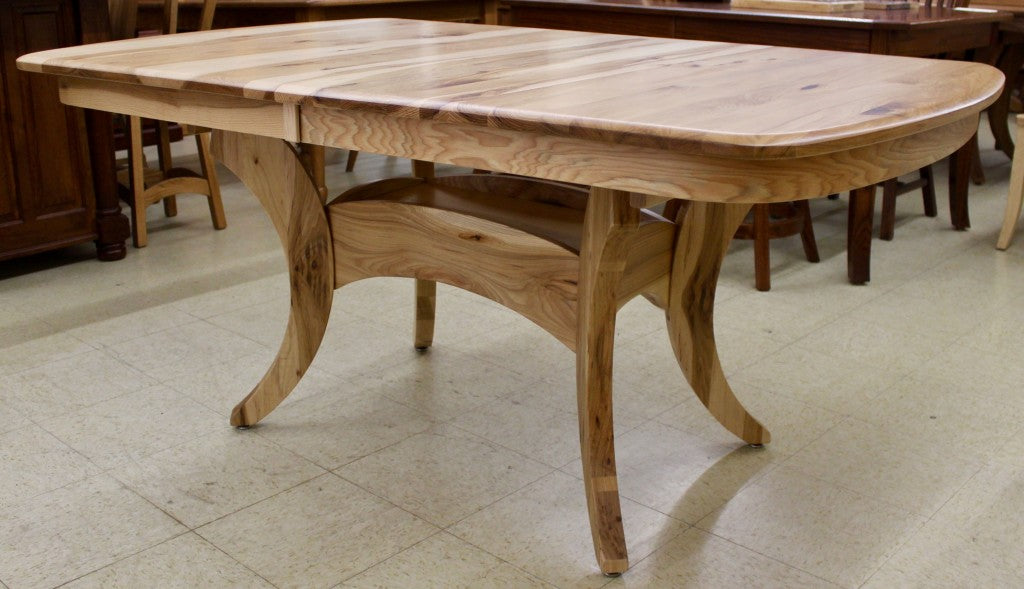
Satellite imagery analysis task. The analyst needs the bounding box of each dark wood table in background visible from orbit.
[500,0,1012,284]
[137,0,498,30]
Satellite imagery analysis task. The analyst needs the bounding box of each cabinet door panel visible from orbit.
[0,0,97,259]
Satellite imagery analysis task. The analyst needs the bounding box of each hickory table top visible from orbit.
[19,19,1002,162]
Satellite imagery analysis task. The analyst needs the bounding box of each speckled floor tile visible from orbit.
[0,474,185,589]
[0,403,29,435]
[0,424,98,510]
[655,382,844,456]
[63,532,273,588]
[3,349,155,420]
[610,528,837,588]
[593,421,780,524]
[253,383,434,469]
[731,345,905,415]
[114,429,325,528]
[40,384,223,469]
[696,465,926,588]
[795,315,956,376]
[783,419,982,517]
[170,272,291,320]
[65,302,200,349]
[342,532,554,589]
[449,471,686,589]
[0,331,94,377]
[198,473,437,588]
[106,320,267,383]
[350,347,537,422]
[864,465,1024,588]
[205,295,291,348]
[337,425,552,527]
[848,374,1022,462]
[450,391,583,469]
[308,317,427,381]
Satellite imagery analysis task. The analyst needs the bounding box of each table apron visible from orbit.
[58,77,300,142]
[56,75,978,203]
[301,106,979,203]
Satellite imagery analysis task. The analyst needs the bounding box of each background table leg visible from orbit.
[847,185,875,285]
[212,131,334,427]
[665,201,770,445]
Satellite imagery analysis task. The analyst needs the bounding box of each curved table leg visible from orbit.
[577,187,639,575]
[665,201,770,445]
[212,131,334,427]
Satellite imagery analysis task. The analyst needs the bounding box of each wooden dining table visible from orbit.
[501,0,1014,284]
[19,18,1002,575]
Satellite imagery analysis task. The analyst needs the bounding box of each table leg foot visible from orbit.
[576,188,639,575]
[212,131,334,427]
[665,201,770,445]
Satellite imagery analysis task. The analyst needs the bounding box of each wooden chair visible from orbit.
[879,0,983,240]
[733,201,819,291]
[998,115,1024,249]
[109,0,224,248]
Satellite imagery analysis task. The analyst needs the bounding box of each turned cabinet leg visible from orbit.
[665,201,770,445]
[212,131,334,427]
[576,187,639,575]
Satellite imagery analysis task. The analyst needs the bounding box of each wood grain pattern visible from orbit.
[304,106,982,203]
[20,19,1002,159]
[212,130,334,427]
[665,200,769,444]
[14,19,1010,575]
[576,186,638,574]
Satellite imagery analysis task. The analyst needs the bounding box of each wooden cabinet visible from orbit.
[0,0,128,262]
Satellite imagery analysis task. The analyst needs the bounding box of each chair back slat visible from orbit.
[109,0,216,38]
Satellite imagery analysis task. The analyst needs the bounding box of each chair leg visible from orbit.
[880,178,898,241]
[998,117,1024,249]
[128,116,148,248]
[196,132,226,230]
[798,200,819,263]
[970,134,985,186]
[920,166,937,218]
[345,150,359,172]
[752,204,770,291]
[157,121,178,218]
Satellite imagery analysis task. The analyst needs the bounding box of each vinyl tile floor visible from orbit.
[1,122,1023,588]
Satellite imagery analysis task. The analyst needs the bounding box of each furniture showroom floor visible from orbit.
[1,121,1022,588]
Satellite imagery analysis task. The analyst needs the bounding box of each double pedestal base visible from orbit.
[212,130,769,575]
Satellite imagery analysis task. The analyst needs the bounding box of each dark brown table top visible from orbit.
[501,0,1012,29]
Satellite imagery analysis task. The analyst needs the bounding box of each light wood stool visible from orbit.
[997,115,1024,249]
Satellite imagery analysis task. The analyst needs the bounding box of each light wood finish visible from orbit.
[213,130,334,427]
[19,19,1004,574]
[666,200,770,444]
[500,0,1011,283]
[136,0,498,186]
[108,0,226,247]
[998,114,1024,248]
